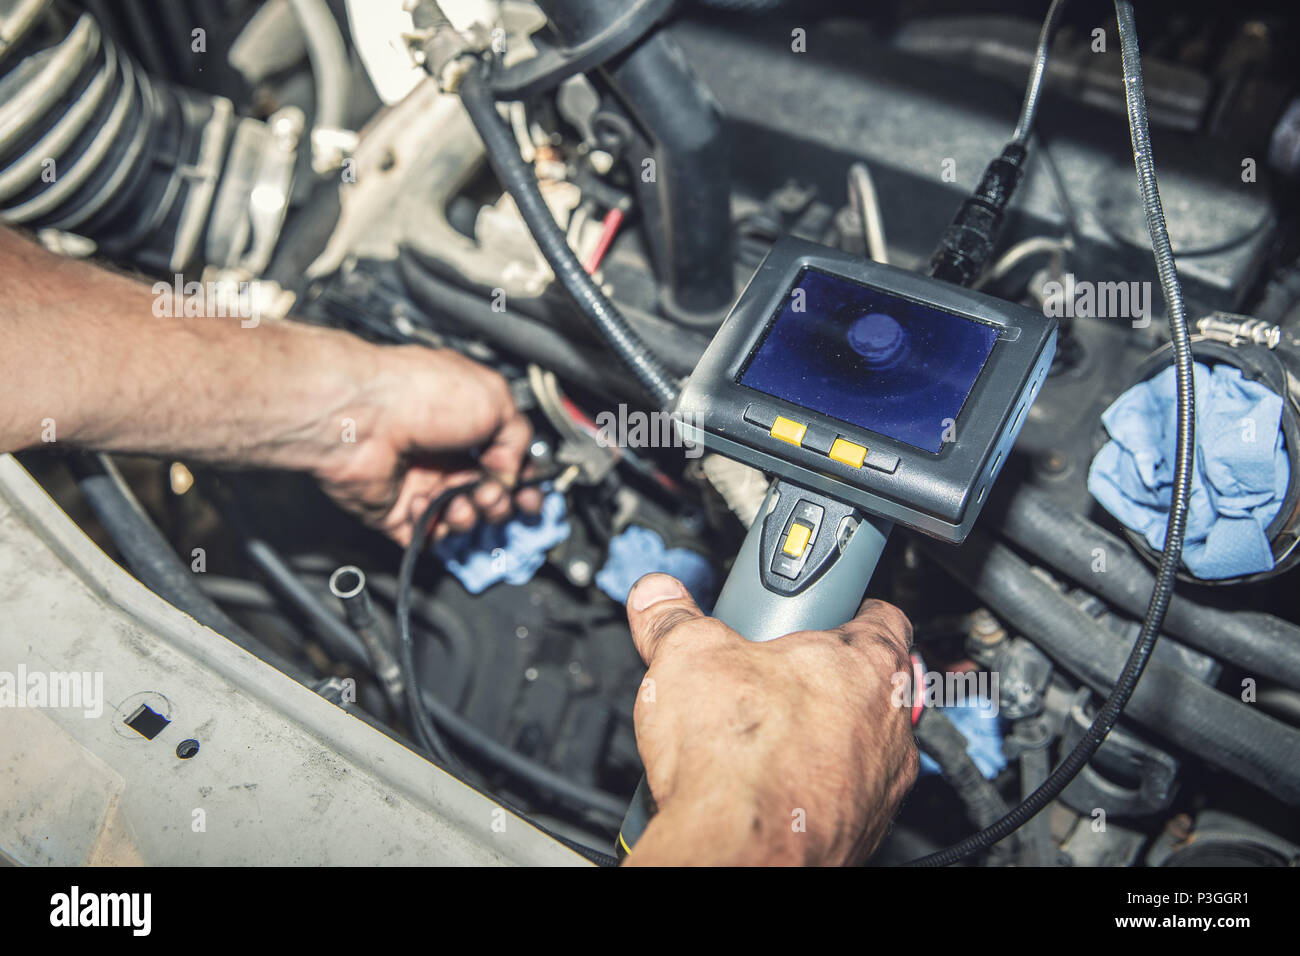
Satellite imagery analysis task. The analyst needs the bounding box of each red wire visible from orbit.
[560,395,600,434]
[910,652,926,726]
[583,207,624,274]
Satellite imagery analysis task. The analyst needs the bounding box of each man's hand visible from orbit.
[622,573,919,867]
[0,227,539,544]
[307,345,542,545]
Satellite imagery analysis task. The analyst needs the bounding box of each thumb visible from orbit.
[626,573,705,666]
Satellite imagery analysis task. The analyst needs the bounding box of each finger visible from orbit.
[476,481,511,523]
[480,409,533,488]
[515,485,544,515]
[382,475,443,548]
[833,598,913,665]
[626,574,707,667]
[441,494,478,533]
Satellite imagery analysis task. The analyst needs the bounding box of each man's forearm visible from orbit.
[0,227,377,471]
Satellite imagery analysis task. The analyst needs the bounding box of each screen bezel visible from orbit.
[672,237,1056,538]
[734,264,1005,455]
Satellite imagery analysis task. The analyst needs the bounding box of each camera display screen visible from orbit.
[737,268,1001,453]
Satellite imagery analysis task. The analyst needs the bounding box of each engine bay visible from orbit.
[4,0,1300,867]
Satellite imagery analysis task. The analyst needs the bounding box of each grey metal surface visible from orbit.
[0,455,585,866]
[712,483,893,642]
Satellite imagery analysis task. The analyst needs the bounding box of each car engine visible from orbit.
[3,0,1300,868]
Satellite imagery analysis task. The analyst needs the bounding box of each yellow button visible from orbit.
[829,438,867,468]
[782,522,813,557]
[771,416,807,446]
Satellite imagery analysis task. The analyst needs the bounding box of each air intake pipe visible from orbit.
[0,0,299,277]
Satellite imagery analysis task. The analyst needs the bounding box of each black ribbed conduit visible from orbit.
[913,709,1015,865]
[994,485,1300,691]
[457,67,679,409]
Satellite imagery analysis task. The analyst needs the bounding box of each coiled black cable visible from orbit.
[907,0,1197,866]
[456,66,680,409]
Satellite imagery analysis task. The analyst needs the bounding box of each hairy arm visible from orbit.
[0,227,538,541]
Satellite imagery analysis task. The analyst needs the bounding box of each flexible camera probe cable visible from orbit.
[906,0,1196,866]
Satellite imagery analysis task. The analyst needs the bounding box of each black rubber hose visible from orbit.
[599,31,734,321]
[370,576,478,710]
[457,67,679,409]
[917,531,1300,806]
[68,454,313,684]
[995,485,1300,690]
[397,251,667,405]
[529,0,734,321]
[401,247,711,376]
[908,0,1199,865]
[202,565,480,710]
[913,709,1015,863]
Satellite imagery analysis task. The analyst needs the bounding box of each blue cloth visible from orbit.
[918,696,1006,779]
[435,492,570,594]
[1088,362,1288,580]
[595,526,717,610]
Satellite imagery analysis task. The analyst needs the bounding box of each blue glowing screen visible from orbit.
[738,269,999,453]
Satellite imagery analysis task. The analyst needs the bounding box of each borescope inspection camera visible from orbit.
[618,237,1057,852]
[681,237,1057,638]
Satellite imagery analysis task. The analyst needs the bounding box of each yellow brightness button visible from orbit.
[770,416,807,446]
[782,521,813,557]
[829,437,868,468]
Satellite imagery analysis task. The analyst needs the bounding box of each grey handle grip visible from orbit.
[713,484,893,642]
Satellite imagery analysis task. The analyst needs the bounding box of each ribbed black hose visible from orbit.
[917,532,1300,806]
[69,454,312,684]
[996,485,1300,690]
[457,68,680,409]
[397,250,672,405]
[913,709,1015,864]
[908,0,1198,865]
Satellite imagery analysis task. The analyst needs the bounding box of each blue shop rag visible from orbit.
[595,526,717,611]
[918,696,1006,780]
[435,491,570,594]
[1088,362,1288,580]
